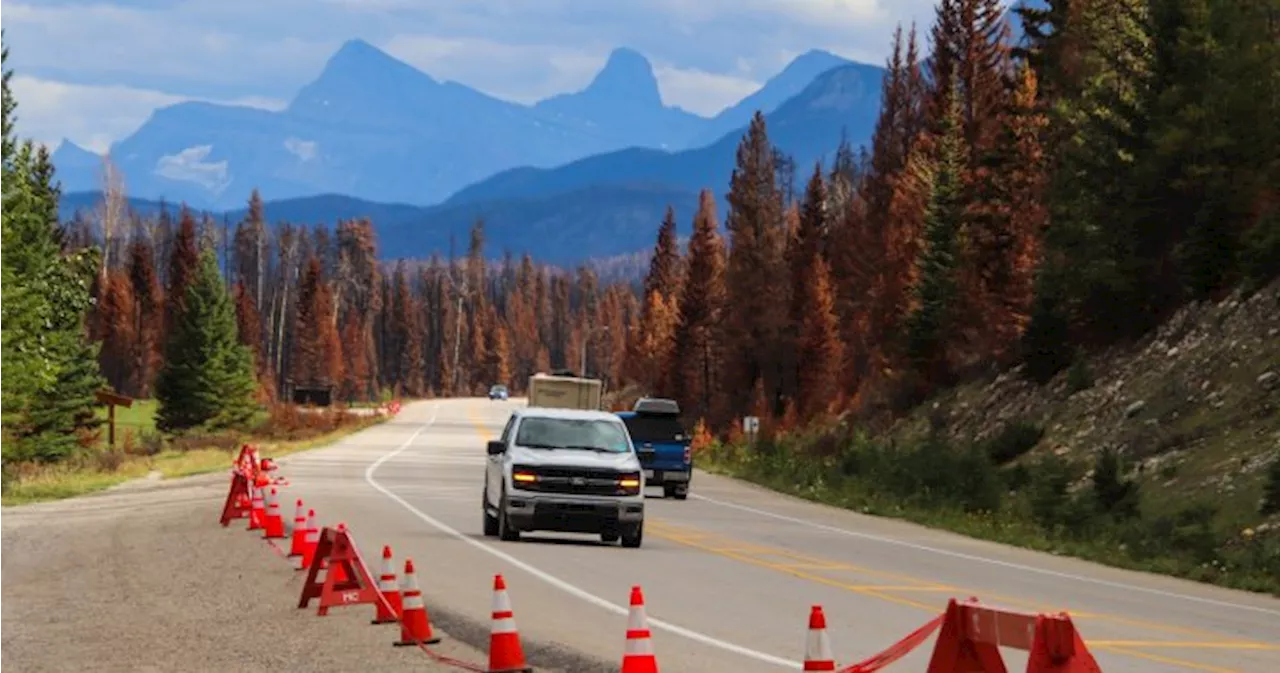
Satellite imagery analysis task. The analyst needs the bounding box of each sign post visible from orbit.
[743,416,760,446]
[95,389,135,450]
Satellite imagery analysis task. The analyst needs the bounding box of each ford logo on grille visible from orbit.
[570,476,586,486]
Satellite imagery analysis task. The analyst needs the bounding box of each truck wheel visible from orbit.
[662,485,676,499]
[483,500,500,537]
[498,493,520,542]
[620,522,643,548]
[672,485,689,500]
[600,530,620,544]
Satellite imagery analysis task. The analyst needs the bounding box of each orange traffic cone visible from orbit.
[394,559,441,646]
[247,484,265,530]
[288,499,307,556]
[372,545,402,625]
[621,585,659,673]
[487,574,532,673]
[803,605,836,671]
[324,523,350,583]
[262,487,286,539]
[297,509,319,571]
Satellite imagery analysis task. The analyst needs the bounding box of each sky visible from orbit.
[4,0,939,155]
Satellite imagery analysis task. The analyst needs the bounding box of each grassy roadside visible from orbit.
[2,404,388,506]
[698,435,1280,597]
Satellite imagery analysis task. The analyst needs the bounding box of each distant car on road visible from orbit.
[488,384,509,400]
[614,397,692,500]
[483,407,645,547]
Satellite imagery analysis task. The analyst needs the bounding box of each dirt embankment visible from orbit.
[892,278,1280,526]
[0,475,485,673]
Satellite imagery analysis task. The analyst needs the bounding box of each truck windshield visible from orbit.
[622,413,686,444]
[515,417,631,453]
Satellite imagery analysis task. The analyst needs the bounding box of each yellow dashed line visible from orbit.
[1090,641,1280,650]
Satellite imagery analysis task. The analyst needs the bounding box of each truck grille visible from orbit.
[512,466,630,496]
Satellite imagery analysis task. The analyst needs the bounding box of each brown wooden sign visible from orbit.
[96,389,135,449]
[95,389,134,408]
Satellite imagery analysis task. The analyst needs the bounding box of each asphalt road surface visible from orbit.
[277,398,1280,673]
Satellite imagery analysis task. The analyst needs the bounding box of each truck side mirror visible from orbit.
[486,440,506,456]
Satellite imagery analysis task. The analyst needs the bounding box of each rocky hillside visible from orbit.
[891,278,1280,530]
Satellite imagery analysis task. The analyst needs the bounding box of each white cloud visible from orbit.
[652,66,761,116]
[154,145,231,194]
[384,35,764,115]
[6,0,941,147]
[283,137,319,162]
[8,76,285,153]
[382,34,607,103]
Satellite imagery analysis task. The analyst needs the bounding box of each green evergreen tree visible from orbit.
[904,89,966,383]
[155,249,258,432]
[25,147,104,457]
[2,39,105,462]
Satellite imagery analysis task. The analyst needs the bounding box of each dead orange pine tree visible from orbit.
[796,257,844,422]
[627,207,683,391]
[668,190,727,425]
[97,270,138,394]
[126,238,164,397]
[968,62,1048,362]
[233,280,273,403]
[164,206,201,336]
[829,25,928,403]
[723,112,788,419]
[291,255,345,395]
[339,311,372,401]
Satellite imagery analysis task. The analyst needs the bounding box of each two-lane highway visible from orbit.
[280,399,1280,672]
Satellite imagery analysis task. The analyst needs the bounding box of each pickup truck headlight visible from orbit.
[511,468,539,491]
[617,472,642,495]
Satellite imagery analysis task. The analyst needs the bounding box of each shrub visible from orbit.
[95,448,126,473]
[985,421,1045,465]
[1261,459,1280,516]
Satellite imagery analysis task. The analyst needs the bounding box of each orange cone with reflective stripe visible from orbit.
[262,487,286,538]
[393,559,441,646]
[372,545,401,624]
[487,574,532,673]
[247,484,265,530]
[288,499,307,556]
[621,585,659,673]
[803,605,836,671]
[297,509,319,571]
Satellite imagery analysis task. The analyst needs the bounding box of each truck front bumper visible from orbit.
[504,495,644,533]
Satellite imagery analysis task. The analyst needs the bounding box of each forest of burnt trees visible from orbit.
[20,0,1280,450]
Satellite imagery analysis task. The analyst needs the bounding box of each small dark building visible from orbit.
[289,384,334,407]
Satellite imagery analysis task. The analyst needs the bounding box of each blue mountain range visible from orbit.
[54,39,887,262]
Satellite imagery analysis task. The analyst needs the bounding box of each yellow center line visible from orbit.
[462,407,1271,673]
[648,521,1261,644]
[1090,641,1280,650]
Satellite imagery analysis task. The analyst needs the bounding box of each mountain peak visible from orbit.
[52,138,101,163]
[582,47,662,108]
[315,38,435,87]
[779,49,850,79]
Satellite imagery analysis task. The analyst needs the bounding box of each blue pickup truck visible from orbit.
[615,397,692,500]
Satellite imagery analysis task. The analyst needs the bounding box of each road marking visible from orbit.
[645,524,1261,673]
[364,402,801,670]
[649,520,1265,645]
[690,491,1280,618]
[442,401,1273,673]
[1089,641,1280,650]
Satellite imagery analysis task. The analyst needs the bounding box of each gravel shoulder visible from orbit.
[1,473,489,673]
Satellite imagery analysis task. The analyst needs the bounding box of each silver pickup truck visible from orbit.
[482,406,646,548]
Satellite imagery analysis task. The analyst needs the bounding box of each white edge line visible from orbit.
[689,492,1280,618]
[363,402,800,670]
